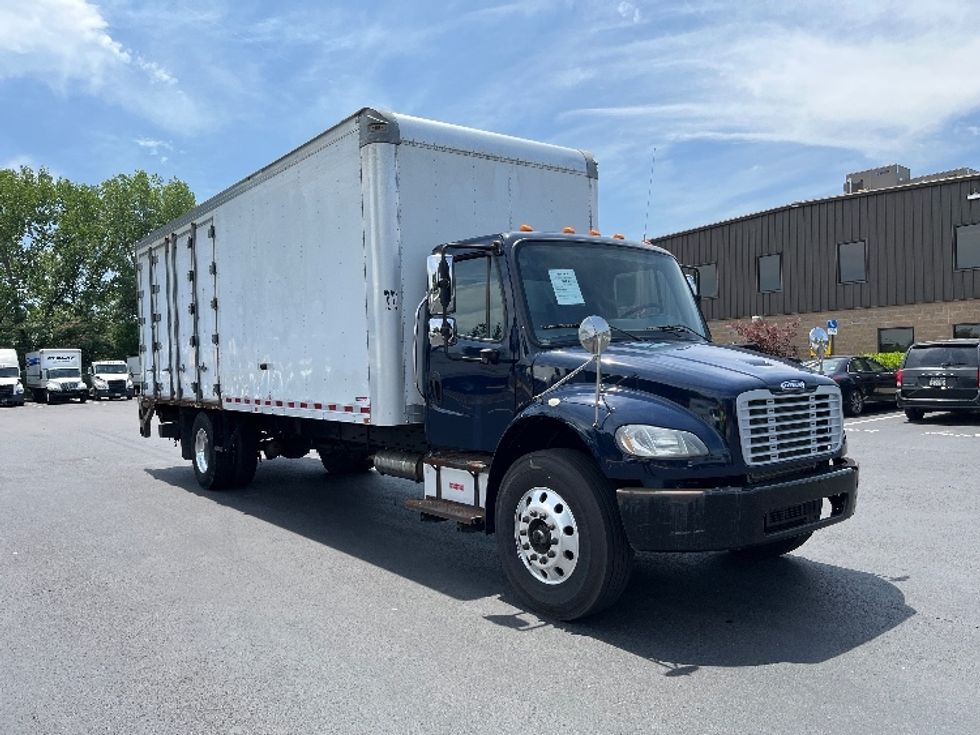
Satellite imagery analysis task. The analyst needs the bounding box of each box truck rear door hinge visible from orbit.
[208,224,215,238]
[209,262,217,275]
[211,333,220,345]
[210,298,218,310]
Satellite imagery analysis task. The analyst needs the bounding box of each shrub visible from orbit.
[862,351,904,370]
[727,317,802,359]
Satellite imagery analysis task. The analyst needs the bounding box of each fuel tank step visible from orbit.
[405,497,486,527]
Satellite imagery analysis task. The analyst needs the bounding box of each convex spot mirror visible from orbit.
[428,316,457,348]
[579,315,611,355]
[426,254,455,314]
[809,326,830,359]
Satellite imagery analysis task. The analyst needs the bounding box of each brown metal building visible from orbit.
[653,171,980,354]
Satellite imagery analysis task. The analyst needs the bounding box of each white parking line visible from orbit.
[844,412,904,427]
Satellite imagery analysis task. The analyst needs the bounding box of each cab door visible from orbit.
[426,252,516,452]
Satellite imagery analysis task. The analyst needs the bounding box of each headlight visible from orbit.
[77,381,86,390]
[615,424,709,458]
[13,383,23,394]
[126,378,133,388]
[47,381,62,391]
[93,377,108,388]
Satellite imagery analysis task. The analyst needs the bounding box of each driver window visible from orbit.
[453,256,505,342]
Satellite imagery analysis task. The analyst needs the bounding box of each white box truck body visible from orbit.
[25,349,88,403]
[135,108,596,425]
[126,356,143,394]
[0,348,25,406]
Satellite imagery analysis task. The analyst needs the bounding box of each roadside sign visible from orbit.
[827,319,838,329]
[828,327,838,335]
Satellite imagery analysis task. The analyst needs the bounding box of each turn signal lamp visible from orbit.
[896,369,903,388]
[589,229,601,236]
[612,233,626,240]
[562,226,576,234]
[519,223,534,232]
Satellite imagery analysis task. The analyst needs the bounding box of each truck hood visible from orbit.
[533,340,830,398]
[0,376,20,386]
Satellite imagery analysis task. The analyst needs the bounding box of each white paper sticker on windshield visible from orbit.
[548,269,585,305]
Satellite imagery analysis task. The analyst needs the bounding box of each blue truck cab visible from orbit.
[418,231,858,619]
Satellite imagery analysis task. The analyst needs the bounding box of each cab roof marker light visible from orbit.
[519,223,534,232]
[589,229,601,236]
[612,233,626,240]
[562,226,576,234]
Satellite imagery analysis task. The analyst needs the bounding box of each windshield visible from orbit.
[48,368,81,379]
[515,241,707,345]
[904,345,979,368]
[94,364,127,374]
[804,357,847,373]
[0,366,18,378]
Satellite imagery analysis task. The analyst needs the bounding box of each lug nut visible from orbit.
[550,538,558,546]
[530,554,538,561]
[519,529,527,536]
[548,550,556,558]
[522,516,529,523]
[522,543,530,550]
[547,523,555,531]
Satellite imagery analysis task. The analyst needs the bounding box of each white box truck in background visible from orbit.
[0,348,25,406]
[86,359,134,400]
[136,108,857,619]
[25,349,88,403]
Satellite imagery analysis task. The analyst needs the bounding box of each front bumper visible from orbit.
[616,458,859,552]
[50,389,88,401]
[93,387,133,399]
[0,396,25,406]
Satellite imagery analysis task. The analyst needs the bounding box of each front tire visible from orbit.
[494,449,633,621]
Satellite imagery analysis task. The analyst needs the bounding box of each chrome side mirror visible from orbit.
[428,316,457,348]
[809,326,829,360]
[426,253,455,314]
[579,315,611,356]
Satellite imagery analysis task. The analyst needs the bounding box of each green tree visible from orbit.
[0,166,195,361]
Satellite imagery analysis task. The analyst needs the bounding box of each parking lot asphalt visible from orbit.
[1,400,978,734]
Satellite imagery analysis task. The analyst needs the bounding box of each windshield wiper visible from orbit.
[539,323,642,341]
[642,324,707,340]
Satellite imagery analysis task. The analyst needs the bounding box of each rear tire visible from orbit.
[844,389,864,416]
[730,532,812,560]
[494,449,633,621]
[191,412,235,490]
[904,408,925,422]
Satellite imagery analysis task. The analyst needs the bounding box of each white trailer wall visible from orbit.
[135,109,597,427]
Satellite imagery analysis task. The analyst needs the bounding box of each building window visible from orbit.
[953,323,980,338]
[838,240,867,283]
[698,263,718,298]
[757,254,782,293]
[878,327,914,352]
[955,223,980,270]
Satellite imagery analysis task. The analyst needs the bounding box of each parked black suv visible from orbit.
[897,339,980,421]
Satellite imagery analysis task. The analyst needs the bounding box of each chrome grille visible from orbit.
[736,386,843,466]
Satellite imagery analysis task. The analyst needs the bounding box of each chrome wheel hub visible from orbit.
[194,428,210,474]
[514,486,579,585]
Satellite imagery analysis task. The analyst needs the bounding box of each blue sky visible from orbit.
[2,0,980,237]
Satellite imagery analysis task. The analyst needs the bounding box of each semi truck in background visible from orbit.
[135,108,858,620]
[86,359,134,400]
[25,349,88,403]
[0,348,25,406]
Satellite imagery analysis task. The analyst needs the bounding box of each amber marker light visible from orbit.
[519,223,534,232]
[589,229,601,236]
[612,233,626,240]
[562,226,576,234]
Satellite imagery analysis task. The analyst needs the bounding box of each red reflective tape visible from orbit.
[244,398,251,404]
[275,400,283,407]
[287,401,295,408]
[360,406,370,414]
[300,402,308,408]
[344,405,354,413]
[328,404,338,411]
[265,400,272,406]
[235,397,242,403]
[314,402,322,410]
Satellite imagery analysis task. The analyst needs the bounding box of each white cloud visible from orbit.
[557,3,980,156]
[0,0,203,131]
[134,137,173,155]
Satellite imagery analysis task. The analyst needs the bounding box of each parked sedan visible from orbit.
[803,355,896,416]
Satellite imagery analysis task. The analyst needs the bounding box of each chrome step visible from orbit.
[405,497,486,527]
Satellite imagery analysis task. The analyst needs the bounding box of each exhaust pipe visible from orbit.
[373,450,424,482]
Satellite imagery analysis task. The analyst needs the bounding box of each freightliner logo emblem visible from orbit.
[779,379,807,392]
